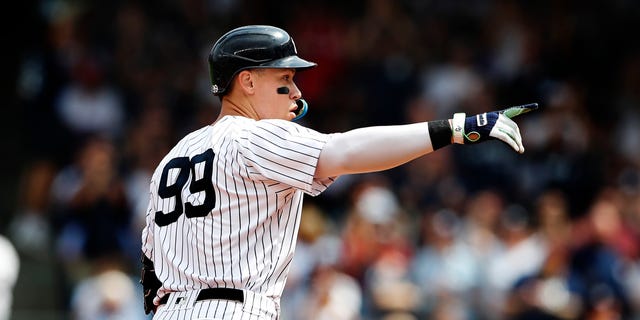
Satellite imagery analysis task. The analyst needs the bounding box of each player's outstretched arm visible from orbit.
[314,103,538,179]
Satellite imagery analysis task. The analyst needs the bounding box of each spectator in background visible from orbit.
[484,204,547,318]
[339,177,408,284]
[519,81,601,215]
[617,178,640,315]
[342,180,417,318]
[457,190,505,317]
[503,244,582,320]
[55,53,125,145]
[535,190,573,253]
[121,92,174,237]
[398,97,466,214]
[410,208,479,319]
[7,161,61,319]
[70,261,148,320]
[302,264,363,320]
[363,217,417,319]
[281,204,358,320]
[500,189,577,319]
[343,0,421,127]
[613,52,640,167]
[9,161,56,260]
[459,190,504,265]
[568,193,634,319]
[50,136,134,282]
[419,41,484,120]
[291,206,363,320]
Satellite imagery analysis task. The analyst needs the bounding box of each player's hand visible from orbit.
[451,103,538,153]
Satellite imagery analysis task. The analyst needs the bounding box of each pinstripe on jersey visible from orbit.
[141,115,336,313]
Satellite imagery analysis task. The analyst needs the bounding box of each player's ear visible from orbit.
[237,70,256,95]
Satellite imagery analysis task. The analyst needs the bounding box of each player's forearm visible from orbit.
[315,122,450,178]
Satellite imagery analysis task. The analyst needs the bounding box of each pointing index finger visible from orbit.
[500,103,539,119]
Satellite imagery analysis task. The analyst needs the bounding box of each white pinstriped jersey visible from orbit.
[141,115,335,310]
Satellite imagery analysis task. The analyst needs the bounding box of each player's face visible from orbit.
[252,68,302,121]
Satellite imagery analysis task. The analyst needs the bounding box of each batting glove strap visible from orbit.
[452,113,466,144]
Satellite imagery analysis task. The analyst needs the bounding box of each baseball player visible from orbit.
[140,25,537,319]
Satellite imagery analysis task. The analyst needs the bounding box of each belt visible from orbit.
[159,288,244,305]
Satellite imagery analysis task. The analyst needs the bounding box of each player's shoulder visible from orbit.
[176,125,215,147]
[159,125,214,160]
[217,116,310,135]
[218,115,292,127]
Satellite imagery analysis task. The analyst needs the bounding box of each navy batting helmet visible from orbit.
[208,25,317,96]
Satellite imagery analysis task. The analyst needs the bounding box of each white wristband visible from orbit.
[452,113,466,144]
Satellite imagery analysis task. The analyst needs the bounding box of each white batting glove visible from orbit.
[450,103,538,153]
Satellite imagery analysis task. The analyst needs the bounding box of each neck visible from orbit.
[215,96,260,123]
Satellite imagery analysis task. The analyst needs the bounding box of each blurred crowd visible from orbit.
[7,0,640,319]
